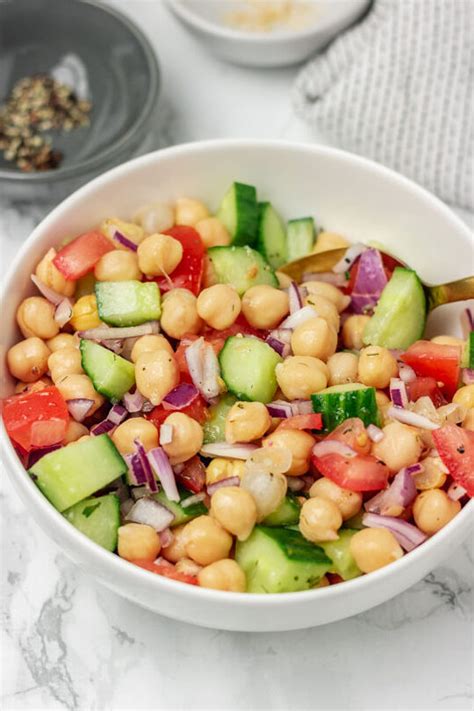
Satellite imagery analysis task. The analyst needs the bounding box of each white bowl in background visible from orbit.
[1,140,473,631]
[166,0,371,67]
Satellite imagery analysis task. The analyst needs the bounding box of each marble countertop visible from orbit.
[1,2,472,709]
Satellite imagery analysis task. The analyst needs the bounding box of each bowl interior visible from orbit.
[0,0,158,181]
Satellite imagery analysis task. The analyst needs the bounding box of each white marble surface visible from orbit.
[1,2,473,709]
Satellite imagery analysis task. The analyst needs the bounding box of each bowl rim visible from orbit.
[0,0,160,184]
[1,138,473,609]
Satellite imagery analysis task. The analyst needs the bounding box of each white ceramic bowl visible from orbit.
[1,140,473,632]
[166,0,371,67]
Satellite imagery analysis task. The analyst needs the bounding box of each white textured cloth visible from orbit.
[293,0,473,210]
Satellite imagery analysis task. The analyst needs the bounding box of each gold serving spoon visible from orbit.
[279,248,474,312]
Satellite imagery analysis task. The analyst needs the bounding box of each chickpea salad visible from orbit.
[3,182,473,593]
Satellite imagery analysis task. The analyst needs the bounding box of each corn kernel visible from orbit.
[69,294,101,330]
[205,458,245,485]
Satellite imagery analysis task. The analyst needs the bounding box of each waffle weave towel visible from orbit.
[293,0,473,210]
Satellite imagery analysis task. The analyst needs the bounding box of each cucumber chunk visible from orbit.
[287,217,315,262]
[80,339,135,401]
[311,383,378,431]
[262,495,301,526]
[217,182,259,246]
[363,267,426,349]
[319,529,362,580]
[95,280,161,327]
[469,332,474,369]
[203,393,236,444]
[64,494,120,551]
[207,245,278,296]
[32,434,127,512]
[154,489,208,526]
[235,526,332,593]
[257,202,287,269]
[219,336,282,403]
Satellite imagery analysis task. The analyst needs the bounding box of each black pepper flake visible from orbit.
[457,445,465,454]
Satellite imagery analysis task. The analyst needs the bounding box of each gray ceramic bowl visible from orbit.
[0,0,160,198]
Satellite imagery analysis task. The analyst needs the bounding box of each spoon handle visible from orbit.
[427,276,474,311]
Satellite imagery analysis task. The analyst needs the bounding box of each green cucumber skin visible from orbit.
[80,339,135,402]
[95,280,161,327]
[217,182,259,246]
[363,267,426,349]
[154,490,208,526]
[32,434,127,512]
[64,494,120,551]
[203,393,236,444]
[311,384,378,431]
[319,529,362,581]
[257,202,287,269]
[287,217,315,262]
[470,332,474,369]
[207,245,278,296]
[219,336,282,404]
[262,495,301,526]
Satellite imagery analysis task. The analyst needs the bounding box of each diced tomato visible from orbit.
[2,386,69,451]
[277,414,323,431]
[175,455,206,493]
[205,315,266,342]
[152,226,204,295]
[327,417,371,455]
[147,396,208,428]
[53,231,114,280]
[401,341,461,399]
[131,560,198,585]
[311,452,389,492]
[406,376,445,407]
[432,425,474,497]
[327,573,344,585]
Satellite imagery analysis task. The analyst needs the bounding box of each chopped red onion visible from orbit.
[390,378,409,408]
[101,338,124,354]
[54,298,73,327]
[114,229,138,252]
[66,398,94,422]
[185,337,220,402]
[163,382,199,409]
[291,399,313,415]
[268,328,292,344]
[124,453,148,486]
[173,463,185,475]
[120,336,140,360]
[280,306,318,330]
[302,271,348,287]
[30,274,65,305]
[160,528,174,547]
[398,362,417,384]
[362,513,427,552]
[181,492,207,508]
[286,476,305,492]
[27,444,61,468]
[350,249,387,314]
[367,424,384,443]
[120,498,134,517]
[123,389,146,413]
[365,465,419,516]
[288,282,303,314]
[447,482,467,501]
[332,243,366,274]
[159,423,173,445]
[147,446,180,501]
[200,442,258,460]
[134,438,158,493]
[207,476,240,496]
[125,497,175,531]
[91,403,127,435]
[460,307,474,339]
[90,419,115,436]
[312,440,357,459]
[265,336,291,358]
[387,406,440,430]
[462,368,474,385]
[78,322,160,340]
[267,401,294,418]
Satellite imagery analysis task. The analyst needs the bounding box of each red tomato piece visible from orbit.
[2,386,69,452]
[131,560,198,585]
[205,315,266,342]
[147,396,208,427]
[327,417,371,455]
[277,414,323,431]
[432,425,474,497]
[406,376,445,407]
[52,231,114,280]
[311,452,389,492]
[152,226,204,295]
[401,341,461,399]
[175,456,206,493]
[327,573,344,585]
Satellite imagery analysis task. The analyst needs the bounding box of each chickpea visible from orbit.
[162,412,203,464]
[299,496,342,543]
[463,408,474,430]
[101,218,145,250]
[312,232,349,255]
[111,418,158,455]
[375,390,390,409]
[350,528,403,573]
[357,346,398,389]
[304,281,349,313]
[241,285,289,329]
[55,374,104,415]
[431,335,465,347]
[413,489,461,535]
[46,333,78,352]
[35,247,75,297]
[198,559,246,592]
[160,289,202,340]
[133,202,175,234]
[276,355,328,400]
[291,317,338,361]
[304,294,340,331]
[175,197,209,226]
[342,315,371,350]
[48,347,83,383]
[327,351,359,386]
[16,297,59,339]
[7,337,50,382]
[137,233,183,278]
[371,421,423,473]
[117,523,161,562]
[210,486,257,541]
[161,524,188,563]
[183,515,233,566]
[135,350,179,406]
[197,284,241,329]
[413,457,447,490]
[175,558,202,577]
[453,385,474,410]
[262,429,315,475]
[309,477,362,521]
[195,217,230,248]
[15,377,52,394]
[206,458,245,485]
[63,421,89,444]
[225,402,271,444]
[131,334,173,363]
[94,250,141,281]
[69,294,101,331]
